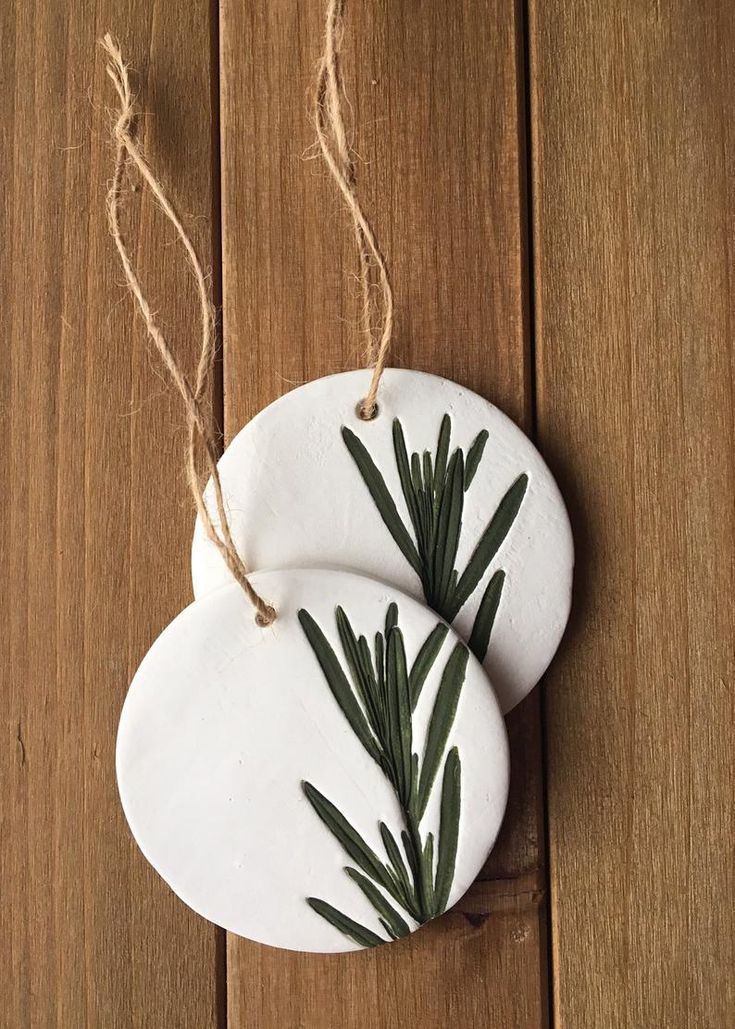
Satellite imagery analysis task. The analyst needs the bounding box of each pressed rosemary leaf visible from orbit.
[434,413,451,491]
[421,477,434,561]
[335,607,384,741]
[421,832,435,918]
[342,426,422,575]
[464,429,489,490]
[345,867,412,938]
[401,828,421,886]
[392,419,422,539]
[410,452,431,565]
[375,631,387,711]
[299,609,382,765]
[409,622,449,710]
[302,781,393,892]
[467,569,505,663]
[307,897,384,948]
[385,602,399,635]
[385,629,407,803]
[379,821,418,914]
[447,472,529,620]
[388,627,413,806]
[410,753,419,812]
[432,450,465,612]
[417,642,469,818]
[434,747,461,914]
[422,451,434,500]
[357,634,384,720]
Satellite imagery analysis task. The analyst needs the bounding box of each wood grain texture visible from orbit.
[0,3,223,1026]
[530,2,735,1027]
[219,2,546,1026]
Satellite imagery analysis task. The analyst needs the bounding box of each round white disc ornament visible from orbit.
[191,369,573,712]
[117,568,509,953]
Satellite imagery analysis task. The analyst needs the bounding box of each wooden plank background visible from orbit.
[1,3,222,1026]
[531,2,735,1027]
[1,1,732,1027]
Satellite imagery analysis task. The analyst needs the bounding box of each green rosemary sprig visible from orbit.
[299,605,466,946]
[342,414,528,663]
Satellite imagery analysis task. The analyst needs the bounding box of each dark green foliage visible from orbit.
[416,643,469,818]
[298,610,382,766]
[306,898,385,948]
[434,747,461,913]
[342,414,529,662]
[302,782,394,892]
[467,570,505,667]
[408,623,449,710]
[301,605,469,947]
[341,426,422,577]
[445,473,529,622]
[345,868,411,938]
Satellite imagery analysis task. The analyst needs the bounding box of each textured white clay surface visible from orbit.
[191,368,574,713]
[117,568,509,953]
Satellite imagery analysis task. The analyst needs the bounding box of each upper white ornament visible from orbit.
[191,369,573,712]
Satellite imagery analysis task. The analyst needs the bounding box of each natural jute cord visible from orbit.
[316,0,394,419]
[101,34,276,627]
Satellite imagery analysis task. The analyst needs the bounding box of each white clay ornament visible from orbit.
[117,569,510,952]
[191,368,574,713]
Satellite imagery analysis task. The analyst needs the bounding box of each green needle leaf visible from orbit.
[385,602,399,635]
[434,414,451,492]
[464,429,489,489]
[345,868,411,938]
[434,747,461,914]
[410,753,419,813]
[307,898,385,948]
[299,609,382,766]
[432,449,465,612]
[401,829,420,886]
[410,451,423,495]
[467,570,505,663]
[422,451,434,499]
[410,452,431,565]
[409,622,449,710]
[417,642,469,819]
[447,473,528,620]
[379,822,418,916]
[421,832,435,917]
[392,419,422,540]
[379,918,399,941]
[375,631,386,711]
[302,782,396,895]
[386,627,412,805]
[343,425,422,576]
[335,607,383,740]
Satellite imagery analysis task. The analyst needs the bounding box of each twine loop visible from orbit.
[101,34,276,628]
[315,0,394,419]
[102,0,392,623]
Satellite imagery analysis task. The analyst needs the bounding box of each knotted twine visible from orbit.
[102,1,393,622]
[315,0,395,419]
[101,34,276,627]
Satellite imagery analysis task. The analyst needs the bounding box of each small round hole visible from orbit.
[356,399,379,421]
[255,606,277,628]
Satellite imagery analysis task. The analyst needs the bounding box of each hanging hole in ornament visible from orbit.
[357,399,379,421]
[255,606,277,628]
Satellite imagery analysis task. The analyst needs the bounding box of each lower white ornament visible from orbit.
[117,568,509,952]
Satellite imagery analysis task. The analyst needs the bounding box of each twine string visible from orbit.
[315,0,394,419]
[101,33,276,627]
